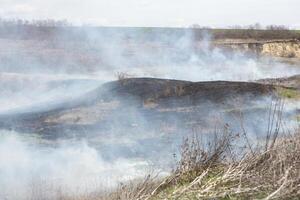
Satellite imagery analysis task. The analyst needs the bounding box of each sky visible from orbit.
[0,0,299,28]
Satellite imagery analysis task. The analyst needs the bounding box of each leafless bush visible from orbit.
[177,125,236,174]
[115,72,134,81]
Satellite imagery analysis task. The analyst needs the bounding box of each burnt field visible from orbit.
[0,78,277,137]
[0,26,300,199]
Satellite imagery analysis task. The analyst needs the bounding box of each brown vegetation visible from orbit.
[56,100,300,200]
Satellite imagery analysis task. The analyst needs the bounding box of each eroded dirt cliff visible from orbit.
[213,39,300,58]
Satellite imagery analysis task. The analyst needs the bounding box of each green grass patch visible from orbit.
[296,115,300,122]
[150,166,270,200]
[276,87,300,99]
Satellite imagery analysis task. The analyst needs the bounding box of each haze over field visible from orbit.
[0,27,299,199]
[0,30,299,112]
[0,1,300,199]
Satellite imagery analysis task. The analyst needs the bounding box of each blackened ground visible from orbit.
[0,78,276,139]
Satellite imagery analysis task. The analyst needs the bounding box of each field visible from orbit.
[0,25,300,199]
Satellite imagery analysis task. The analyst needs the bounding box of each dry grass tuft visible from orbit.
[60,175,159,200]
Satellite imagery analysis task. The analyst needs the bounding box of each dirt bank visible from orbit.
[213,39,300,58]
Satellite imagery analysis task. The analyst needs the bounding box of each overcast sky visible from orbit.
[0,0,299,28]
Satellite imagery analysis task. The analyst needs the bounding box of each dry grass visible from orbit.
[141,129,300,200]
[29,100,300,200]
[103,105,300,200]
[27,130,300,200]
[30,127,300,200]
[142,99,300,199]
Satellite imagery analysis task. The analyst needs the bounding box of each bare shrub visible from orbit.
[177,125,236,174]
[243,131,300,199]
[115,72,134,83]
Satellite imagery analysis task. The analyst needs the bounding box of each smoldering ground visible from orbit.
[0,27,299,199]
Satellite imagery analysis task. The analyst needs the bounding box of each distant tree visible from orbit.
[0,18,71,27]
[254,23,262,30]
[190,24,211,29]
[247,23,262,30]
[229,25,243,29]
[190,24,201,29]
[266,25,289,30]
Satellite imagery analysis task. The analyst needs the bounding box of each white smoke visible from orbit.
[0,27,299,199]
[0,131,156,199]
